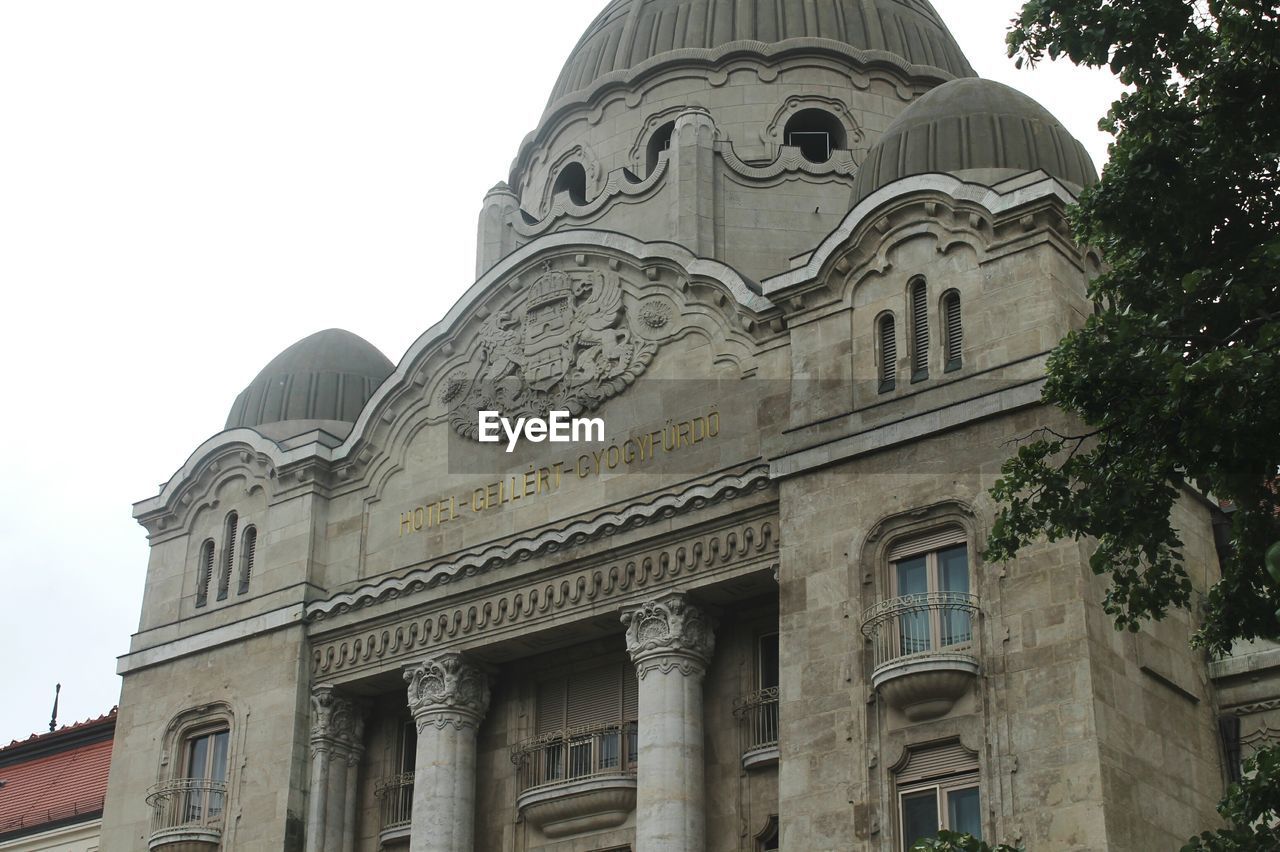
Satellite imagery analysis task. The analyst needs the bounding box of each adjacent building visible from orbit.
[0,710,115,852]
[100,1,1280,850]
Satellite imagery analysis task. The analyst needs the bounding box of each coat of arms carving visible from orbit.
[446,267,673,439]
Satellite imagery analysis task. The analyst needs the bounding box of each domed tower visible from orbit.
[477,0,977,282]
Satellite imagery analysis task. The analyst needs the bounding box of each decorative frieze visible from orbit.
[311,510,777,678]
[405,653,490,730]
[622,592,716,678]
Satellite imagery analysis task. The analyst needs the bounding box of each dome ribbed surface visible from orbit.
[225,329,393,432]
[852,77,1098,201]
[550,0,975,103]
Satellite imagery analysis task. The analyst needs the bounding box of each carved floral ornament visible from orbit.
[309,686,365,755]
[445,262,678,441]
[404,652,491,729]
[621,592,716,676]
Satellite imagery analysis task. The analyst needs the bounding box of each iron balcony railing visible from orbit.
[374,771,414,835]
[511,722,638,795]
[861,591,980,674]
[733,687,779,753]
[145,778,227,841]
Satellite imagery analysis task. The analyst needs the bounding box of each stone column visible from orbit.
[306,686,365,852]
[621,592,716,852]
[404,652,490,852]
[669,108,718,257]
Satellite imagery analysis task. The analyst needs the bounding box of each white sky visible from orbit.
[0,1,1123,746]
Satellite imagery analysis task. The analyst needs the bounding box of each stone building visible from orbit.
[99,1,1279,850]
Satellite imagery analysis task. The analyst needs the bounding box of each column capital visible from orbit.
[310,685,365,753]
[621,591,716,677]
[404,652,490,730]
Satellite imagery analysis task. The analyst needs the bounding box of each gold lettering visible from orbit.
[708,411,720,437]
[677,420,691,448]
[576,455,591,478]
[551,462,564,490]
[623,439,637,464]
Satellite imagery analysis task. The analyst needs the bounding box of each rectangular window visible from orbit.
[899,780,981,851]
[890,536,972,657]
[183,728,229,822]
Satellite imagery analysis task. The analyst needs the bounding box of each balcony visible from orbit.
[861,592,981,721]
[511,723,637,838]
[145,778,227,851]
[374,771,414,846]
[733,687,779,769]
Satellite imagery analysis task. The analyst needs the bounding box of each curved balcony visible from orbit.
[861,592,981,721]
[374,771,414,846]
[145,778,227,851]
[733,687,779,769]
[511,723,637,838]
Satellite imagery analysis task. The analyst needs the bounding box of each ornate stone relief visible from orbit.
[309,685,365,761]
[310,508,777,677]
[622,592,716,677]
[404,653,490,730]
[447,264,676,440]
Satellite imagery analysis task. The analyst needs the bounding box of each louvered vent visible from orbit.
[197,539,215,607]
[943,291,962,371]
[879,314,897,393]
[888,526,967,561]
[536,660,638,734]
[238,526,257,595]
[218,512,238,601]
[910,280,929,380]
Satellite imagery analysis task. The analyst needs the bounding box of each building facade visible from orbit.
[100,1,1280,850]
[0,710,115,852]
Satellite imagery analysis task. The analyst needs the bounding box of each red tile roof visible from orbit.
[0,709,116,838]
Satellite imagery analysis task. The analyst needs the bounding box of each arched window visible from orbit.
[909,279,929,382]
[942,290,962,372]
[552,162,588,205]
[237,525,257,595]
[646,121,675,176]
[783,108,846,163]
[196,539,215,608]
[878,313,897,393]
[217,512,237,601]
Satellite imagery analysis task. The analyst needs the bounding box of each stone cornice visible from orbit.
[306,465,772,620]
[310,508,778,680]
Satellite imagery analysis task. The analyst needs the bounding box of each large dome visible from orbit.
[225,328,393,439]
[852,77,1098,201]
[549,0,975,104]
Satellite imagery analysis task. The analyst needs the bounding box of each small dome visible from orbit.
[852,77,1098,202]
[225,329,393,438]
[550,0,975,105]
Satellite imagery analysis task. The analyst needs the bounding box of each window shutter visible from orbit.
[896,740,978,785]
[218,513,238,600]
[568,664,623,729]
[888,526,966,561]
[879,314,897,390]
[910,281,929,378]
[197,539,215,606]
[944,291,962,367]
[536,677,567,735]
[238,526,257,595]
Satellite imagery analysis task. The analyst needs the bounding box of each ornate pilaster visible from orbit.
[305,686,366,852]
[621,592,716,852]
[403,653,490,852]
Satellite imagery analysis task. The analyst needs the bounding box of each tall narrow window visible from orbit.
[217,512,237,601]
[890,529,972,655]
[878,313,898,393]
[183,728,230,824]
[237,525,257,595]
[196,539,215,607]
[910,279,929,382]
[942,290,962,372]
[895,740,981,850]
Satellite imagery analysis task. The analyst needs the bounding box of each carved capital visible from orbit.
[621,592,715,678]
[404,652,490,730]
[310,685,366,759]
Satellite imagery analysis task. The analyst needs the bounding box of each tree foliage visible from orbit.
[911,830,1023,852]
[1181,748,1280,850]
[988,0,1280,654]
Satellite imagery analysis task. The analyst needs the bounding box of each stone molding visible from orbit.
[307,465,772,620]
[309,686,365,762]
[311,509,777,678]
[404,653,490,730]
[517,159,668,237]
[622,592,716,678]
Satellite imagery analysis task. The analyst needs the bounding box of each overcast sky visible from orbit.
[0,1,1124,746]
